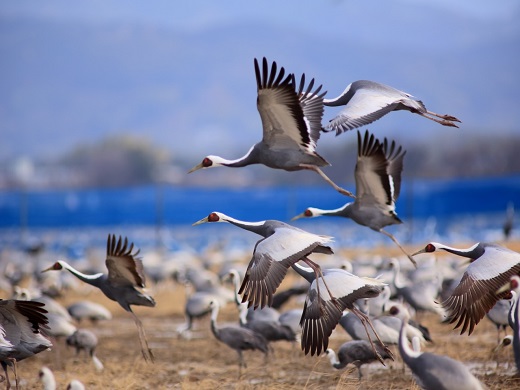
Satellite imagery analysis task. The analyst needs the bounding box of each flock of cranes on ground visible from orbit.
[1,57,518,389]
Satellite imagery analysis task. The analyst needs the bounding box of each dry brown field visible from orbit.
[6,241,520,389]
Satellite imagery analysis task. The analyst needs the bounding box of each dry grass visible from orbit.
[8,240,520,389]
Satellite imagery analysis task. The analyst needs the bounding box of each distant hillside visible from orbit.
[1,13,519,165]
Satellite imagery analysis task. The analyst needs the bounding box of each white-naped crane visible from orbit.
[0,299,52,390]
[292,130,416,266]
[323,79,461,135]
[193,212,335,310]
[291,262,391,361]
[325,340,393,379]
[497,275,520,377]
[486,293,513,343]
[208,300,268,375]
[66,329,104,372]
[188,57,355,198]
[43,234,156,362]
[67,300,112,324]
[228,269,296,346]
[391,305,486,390]
[412,242,520,335]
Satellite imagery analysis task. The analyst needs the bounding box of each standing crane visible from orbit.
[325,340,393,379]
[43,234,156,362]
[323,79,461,135]
[193,212,335,310]
[412,242,520,335]
[208,300,268,375]
[188,57,355,198]
[391,305,486,390]
[292,130,416,266]
[0,299,51,390]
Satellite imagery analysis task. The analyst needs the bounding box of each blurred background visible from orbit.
[0,0,519,250]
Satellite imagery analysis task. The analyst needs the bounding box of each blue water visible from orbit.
[0,175,518,254]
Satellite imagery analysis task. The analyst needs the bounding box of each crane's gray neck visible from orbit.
[61,262,103,287]
[219,145,259,168]
[226,218,272,237]
[438,242,484,260]
[312,203,353,218]
[291,262,315,283]
[398,316,421,363]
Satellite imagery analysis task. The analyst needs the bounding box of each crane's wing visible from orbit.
[324,80,413,135]
[255,58,325,155]
[105,234,146,288]
[355,130,391,205]
[383,137,406,201]
[0,299,49,344]
[238,226,333,309]
[442,248,520,335]
[300,269,385,356]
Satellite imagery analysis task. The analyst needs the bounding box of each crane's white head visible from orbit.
[291,208,319,221]
[411,242,439,256]
[42,261,65,272]
[188,155,228,173]
[193,211,228,226]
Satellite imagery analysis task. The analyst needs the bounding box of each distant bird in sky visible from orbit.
[391,305,486,390]
[0,299,52,390]
[292,130,416,266]
[189,57,355,198]
[413,241,520,335]
[193,211,335,310]
[292,262,390,359]
[323,80,461,135]
[43,234,156,362]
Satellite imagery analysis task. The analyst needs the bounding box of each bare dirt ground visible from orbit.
[8,241,520,389]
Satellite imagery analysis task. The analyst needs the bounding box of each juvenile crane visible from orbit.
[43,234,156,362]
[323,80,461,135]
[413,242,520,335]
[189,57,355,198]
[193,212,335,310]
[292,130,416,266]
[0,299,51,390]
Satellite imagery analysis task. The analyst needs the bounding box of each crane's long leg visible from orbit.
[379,229,417,268]
[301,257,338,307]
[418,112,460,128]
[300,164,356,199]
[349,305,393,365]
[130,310,155,363]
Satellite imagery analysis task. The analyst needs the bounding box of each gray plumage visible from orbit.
[393,306,486,390]
[323,79,461,135]
[67,300,112,323]
[293,263,389,358]
[0,299,52,389]
[413,242,520,335]
[209,300,268,371]
[189,57,355,198]
[43,234,156,362]
[193,212,334,311]
[292,130,415,266]
[66,329,98,357]
[326,340,393,379]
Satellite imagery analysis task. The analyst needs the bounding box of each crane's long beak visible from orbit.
[42,265,54,273]
[411,248,427,256]
[192,216,209,226]
[290,213,306,221]
[188,163,203,174]
[496,281,511,295]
